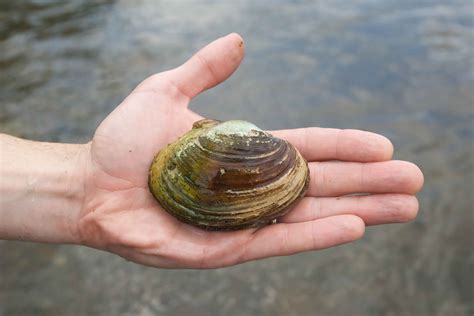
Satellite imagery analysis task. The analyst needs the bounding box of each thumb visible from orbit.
[139,33,245,101]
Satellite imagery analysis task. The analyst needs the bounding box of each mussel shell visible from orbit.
[148,119,310,230]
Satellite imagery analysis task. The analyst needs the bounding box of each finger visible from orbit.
[139,33,245,101]
[271,128,394,162]
[280,194,419,225]
[241,215,365,262]
[307,160,424,197]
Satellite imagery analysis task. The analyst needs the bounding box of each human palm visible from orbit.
[78,34,423,269]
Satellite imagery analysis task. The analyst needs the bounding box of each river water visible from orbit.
[1,1,473,315]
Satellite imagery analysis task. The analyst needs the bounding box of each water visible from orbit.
[1,1,473,315]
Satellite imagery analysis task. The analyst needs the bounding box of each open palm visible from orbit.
[78,34,423,269]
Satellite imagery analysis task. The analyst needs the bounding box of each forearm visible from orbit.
[0,134,89,244]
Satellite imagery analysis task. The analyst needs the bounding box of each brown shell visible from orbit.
[148,119,310,230]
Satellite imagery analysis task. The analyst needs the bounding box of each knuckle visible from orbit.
[134,73,189,101]
[194,53,219,83]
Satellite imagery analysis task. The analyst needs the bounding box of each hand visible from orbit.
[78,33,424,269]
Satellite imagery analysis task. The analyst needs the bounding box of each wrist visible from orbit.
[0,134,91,244]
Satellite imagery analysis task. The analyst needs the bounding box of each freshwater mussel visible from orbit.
[148,119,310,230]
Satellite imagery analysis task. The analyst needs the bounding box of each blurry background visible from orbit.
[0,0,473,315]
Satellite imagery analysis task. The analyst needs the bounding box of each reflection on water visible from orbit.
[0,0,473,315]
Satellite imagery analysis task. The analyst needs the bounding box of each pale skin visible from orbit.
[0,33,424,269]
